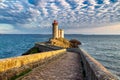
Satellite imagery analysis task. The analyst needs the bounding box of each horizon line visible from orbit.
[1,33,120,35]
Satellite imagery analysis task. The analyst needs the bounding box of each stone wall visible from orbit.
[0,49,66,80]
[80,49,118,80]
[67,48,118,80]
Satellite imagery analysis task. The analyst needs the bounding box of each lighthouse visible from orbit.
[52,20,64,38]
[52,20,58,38]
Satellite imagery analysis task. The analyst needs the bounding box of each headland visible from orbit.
[0,20,118,80]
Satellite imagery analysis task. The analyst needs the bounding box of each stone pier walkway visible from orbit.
[18,52,84,80]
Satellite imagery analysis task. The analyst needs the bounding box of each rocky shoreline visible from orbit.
[22,38,81,55]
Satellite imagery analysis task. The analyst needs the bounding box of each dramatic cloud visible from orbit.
[0,24,21,34]
[0,0,120,34]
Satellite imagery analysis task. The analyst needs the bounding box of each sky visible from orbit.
[0,0,120,34]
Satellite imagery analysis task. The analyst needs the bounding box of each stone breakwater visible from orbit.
[0,46,118,80]
[80,49,118,80]
[68,48,119,80]
[0,49,66,80]
[17,52,84,80]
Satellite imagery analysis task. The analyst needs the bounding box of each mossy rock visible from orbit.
[22,47,39,55]
[10,69,31,80]
[30,47,39,54]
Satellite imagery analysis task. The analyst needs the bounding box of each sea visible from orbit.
[0,34,120,79]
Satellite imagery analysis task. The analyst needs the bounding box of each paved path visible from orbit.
[18,52,83,80]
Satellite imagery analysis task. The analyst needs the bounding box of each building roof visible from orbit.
[53,20,58,25]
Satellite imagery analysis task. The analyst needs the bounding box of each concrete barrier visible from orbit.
[0,49,66,80]
[80,49,118,80]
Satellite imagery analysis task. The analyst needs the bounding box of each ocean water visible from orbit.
[0,34,120,78]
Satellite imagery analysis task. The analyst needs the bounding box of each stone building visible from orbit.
[59,29,64,38]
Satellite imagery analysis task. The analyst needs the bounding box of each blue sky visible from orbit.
[0,0,120,34]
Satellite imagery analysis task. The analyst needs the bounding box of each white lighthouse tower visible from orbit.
[52,20,64,38]
[52,20,58,38]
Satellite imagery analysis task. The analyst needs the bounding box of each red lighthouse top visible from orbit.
[52,20,58,25]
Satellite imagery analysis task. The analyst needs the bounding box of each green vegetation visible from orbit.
[22,47,39,55]
[30,47,39,54]
[10,69,32,80]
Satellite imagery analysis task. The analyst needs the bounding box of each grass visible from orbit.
[22,47,40,55]
[10,69,32,80]
[30,47,39,54]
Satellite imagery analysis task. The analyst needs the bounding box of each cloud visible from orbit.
[66,23,120,34]
[0,24,21,34]
[104,0,110,4]
[0,0,120,34]
[0,0,5,2]
[0,3,8,8]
